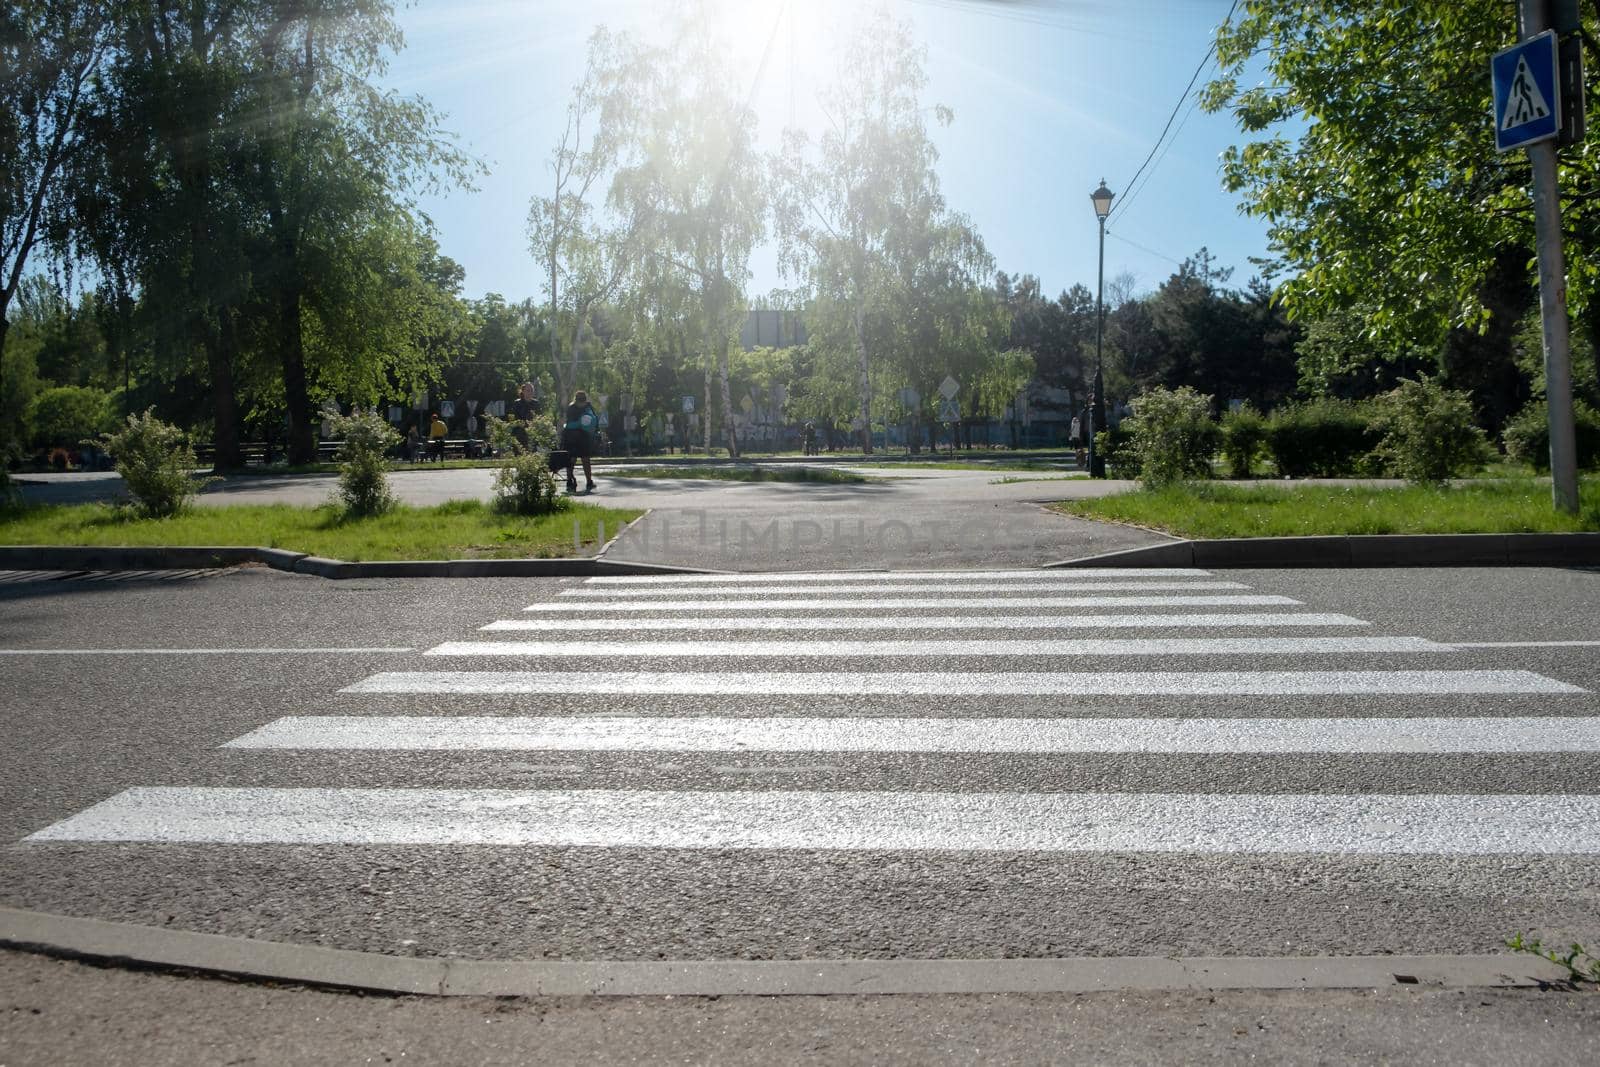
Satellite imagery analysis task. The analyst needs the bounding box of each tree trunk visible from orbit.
[280,277,316,465]
[208,310,243,470]
[853,304,873,454]
[713,291,739,459]
[703,361,712,453]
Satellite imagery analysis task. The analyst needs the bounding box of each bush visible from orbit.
[1265,399,1381,477]
[1123,386,1220,486]
[1502,399,1600,471]
[27,385,113,449]
[1220,404,1267,479]
[101,409,202,518]
[1094,425,1139,478]
[1370,377,1493,484]
[329,411,398,517]
[492,450,562,515]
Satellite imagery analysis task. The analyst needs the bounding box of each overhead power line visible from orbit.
[1108,0,1239,222]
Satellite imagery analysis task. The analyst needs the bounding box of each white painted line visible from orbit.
[585,569,1215,584]
[424,637,1450,658]
[224,715,1600,754]
[484,613,1372,633]
[1454,641,1600,648]
[559,580,1248,598]
[0,648,415,655]
[29,787,1600,853]
[342,669,1584,696]
[522,595,1304,613]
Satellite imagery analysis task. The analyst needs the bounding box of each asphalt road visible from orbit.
[3,564,1598,1061]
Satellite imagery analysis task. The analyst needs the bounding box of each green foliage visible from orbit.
[1094,425,1139,479]
[1205,2,1600,344]
[1220,404,1267,479]
[100,409,201,518]
[1507,934,1600,984]
[1265,399,1381,478]
[328,411,399,517]
[1370,377,1492,484]
[492,451,562,516]
[1123,386,1220,487]
[1502,399,1600,472]
[26,385,112,448]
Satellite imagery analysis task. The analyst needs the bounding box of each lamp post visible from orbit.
[1088,179,1114,478]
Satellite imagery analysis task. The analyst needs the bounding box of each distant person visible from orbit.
[802,421,817,456]
[404,425,421,462]
[560,390,600,493]
[428,412,448,461]
[512,382,539,450]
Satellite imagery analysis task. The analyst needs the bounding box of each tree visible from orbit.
[0,1,109,448]
[602,11,764,457]
[774,10,954,453]
[526,30,651,407]
[1203,1,1600,425]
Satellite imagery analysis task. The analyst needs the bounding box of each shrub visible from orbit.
[329,410,398,517]
[1502,399,1600,471]
[1094,425,1139,478]
[1265,399,1381,477]
[27,385,113,449]
[100,409,202,518]
[1123,386,1220,486]
[1220,404,1267,479]
[1370,376,1492,484]
[492,450,562,515]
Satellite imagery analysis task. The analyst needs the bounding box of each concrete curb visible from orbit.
[0,545,720,579]
[0,907,1571,997]
[1048,533,1600,569]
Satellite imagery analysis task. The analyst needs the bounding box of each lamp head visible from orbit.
[1090,179,1114,221]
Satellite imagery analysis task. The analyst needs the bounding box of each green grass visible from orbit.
[0,499,644,561]
[1054,479,1600,537]
[848,459,1076,472]
[603,465,869,484]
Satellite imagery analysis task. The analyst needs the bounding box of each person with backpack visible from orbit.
[561,390,600,493]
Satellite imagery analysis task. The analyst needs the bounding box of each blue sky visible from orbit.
[382,0,1272,303]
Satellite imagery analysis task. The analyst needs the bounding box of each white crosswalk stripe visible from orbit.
[346,669,1579,696]
[521,594,1305,612]
[25,567,1599,861]
[28,787,1600,853]
[423,636,1450,658]
[226,715,1600,754]
[481,612,1372,633]
[556,580,1251,597]
[584,569,1215,584]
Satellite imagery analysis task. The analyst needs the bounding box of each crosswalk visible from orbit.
[27,566,1598,864]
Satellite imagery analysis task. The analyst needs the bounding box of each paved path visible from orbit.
[13,466,1168,569]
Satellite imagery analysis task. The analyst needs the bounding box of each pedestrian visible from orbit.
[560,390,600,493]
[428,411,448,462]
[512,382,539,450]
[802,421,817,456]
[404,425,420,463]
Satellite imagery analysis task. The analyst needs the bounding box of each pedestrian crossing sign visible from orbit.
[1492,31,1560,152]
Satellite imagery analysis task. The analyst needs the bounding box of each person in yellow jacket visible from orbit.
[428,412,448,462]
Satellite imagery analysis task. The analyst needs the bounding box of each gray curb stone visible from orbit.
[1049,533,1600,569]
[0,545,720,578]
[0,906,1569,997]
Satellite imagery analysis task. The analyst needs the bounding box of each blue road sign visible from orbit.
[1493,31,1561,152]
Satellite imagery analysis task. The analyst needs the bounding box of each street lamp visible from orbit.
[1088,179,1113,478]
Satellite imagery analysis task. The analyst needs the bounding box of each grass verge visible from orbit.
[0,499,644,561]
[603,465,868,484]
[1053,480,1600,537]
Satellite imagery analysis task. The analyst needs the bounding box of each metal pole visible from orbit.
[1090,214,1108,478]
[1522,0,1579,513]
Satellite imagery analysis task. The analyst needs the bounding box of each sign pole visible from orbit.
[1520,0,1580,513]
